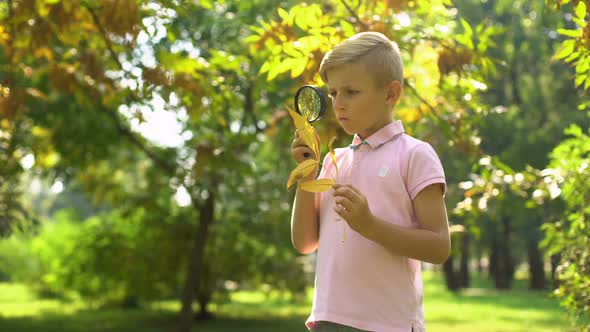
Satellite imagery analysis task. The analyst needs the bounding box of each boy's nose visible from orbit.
[333,95,346,111]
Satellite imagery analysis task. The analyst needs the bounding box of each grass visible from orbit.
[0,272,586,332]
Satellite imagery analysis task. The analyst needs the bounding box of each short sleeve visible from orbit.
[406,142,446,200]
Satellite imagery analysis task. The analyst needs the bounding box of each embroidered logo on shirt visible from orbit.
[378,165,389,177]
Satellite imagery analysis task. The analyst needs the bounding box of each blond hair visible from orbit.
[319,32,403,87]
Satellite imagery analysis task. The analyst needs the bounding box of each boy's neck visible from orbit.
[358,117,394,140]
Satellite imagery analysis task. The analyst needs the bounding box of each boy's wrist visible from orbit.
[363,214,383,241]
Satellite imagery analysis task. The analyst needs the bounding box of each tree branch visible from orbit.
[244,84,263,133]
[403,80,442,121]
[341,0,369,30]
[83,4,178,176]
[103,108,177,175]
[86,5,125,70]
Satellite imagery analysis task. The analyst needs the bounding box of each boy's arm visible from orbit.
[290,171,320,254]
[333,183,450,264]
[289,129,321,255]
[366,183,450,264]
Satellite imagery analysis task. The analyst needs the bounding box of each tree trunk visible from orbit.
[196,289,213,320]
[443,255,461,291]
[527,236,546,290]
[489,230,497,279]
[476,244,483,274]
[550,253,560,288]
[490,217,514,289]
[195,255,214,321]
[177,190,215,332]
[459,233,470,288]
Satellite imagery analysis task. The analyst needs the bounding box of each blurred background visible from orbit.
[1,0,589,331]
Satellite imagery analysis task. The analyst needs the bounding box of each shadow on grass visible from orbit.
[0,308,308,332]
[0,308,177,332]
[193,315,308,332]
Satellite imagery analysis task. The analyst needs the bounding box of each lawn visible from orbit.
[0,271,584,332]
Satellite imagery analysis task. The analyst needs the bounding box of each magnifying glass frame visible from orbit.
[294,85,326,123]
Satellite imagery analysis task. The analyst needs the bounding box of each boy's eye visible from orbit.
[328,90,358,98]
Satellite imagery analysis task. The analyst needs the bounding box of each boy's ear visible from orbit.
[385,80,402,105]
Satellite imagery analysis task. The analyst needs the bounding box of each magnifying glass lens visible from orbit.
[295,85,325,123]
[298,88,320,121]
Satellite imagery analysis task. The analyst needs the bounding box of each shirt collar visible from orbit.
[350,120,405,150]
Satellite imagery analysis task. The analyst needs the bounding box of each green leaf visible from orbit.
[575,1,587,21]
[575,73,586,87]
[554,40,575,60]
[460,18,473,38]
[565,124,583,137]
[456,34,474,50]
[577,57,590,73]
[266,58,282,81]
[295,13,309,30]
[278,7,289,21]
[557,28,582,38]
[564,51,580,63]
[340,20,356,37]
[290,58,308,78]
[199,0,213,10]
[260,61,270,74]
[278,58,298,76]
[244,35,260,43]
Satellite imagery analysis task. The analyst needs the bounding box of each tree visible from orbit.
[0,1,301,331]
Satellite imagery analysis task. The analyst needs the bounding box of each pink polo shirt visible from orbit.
[307,120,446,332]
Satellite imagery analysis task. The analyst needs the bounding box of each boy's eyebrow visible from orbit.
[328,85,357,90]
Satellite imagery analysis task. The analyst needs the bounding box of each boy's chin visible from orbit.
[339,125,355,135]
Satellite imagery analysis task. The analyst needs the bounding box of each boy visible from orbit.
[290,32,450,332]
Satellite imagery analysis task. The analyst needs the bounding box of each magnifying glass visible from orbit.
[294,85,326,123]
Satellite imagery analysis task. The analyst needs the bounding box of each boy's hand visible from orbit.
[332,184,376,237]
[291,129,321,180]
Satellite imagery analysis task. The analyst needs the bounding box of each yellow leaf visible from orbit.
[328,136,338,179]
[287,159,319,189]
[288,108,319,159]
[298,178,335,193]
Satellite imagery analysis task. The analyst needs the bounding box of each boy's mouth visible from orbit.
[338,117,349,121]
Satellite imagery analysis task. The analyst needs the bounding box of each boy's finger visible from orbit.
[334,184,362,197]
[293,146,316,162]
[335,197,353,211]
[346,184,363,197]
[334,205,350,219]
[333,187,358,201]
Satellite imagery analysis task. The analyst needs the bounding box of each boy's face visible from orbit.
[326,62,400,140]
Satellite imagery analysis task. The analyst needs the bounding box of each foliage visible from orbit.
[2,0,587,329]
[551,0,590,89]
[10,208,192,305]
[0,0,307,314]
[0,118,38,237]
[539,125,590,328]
